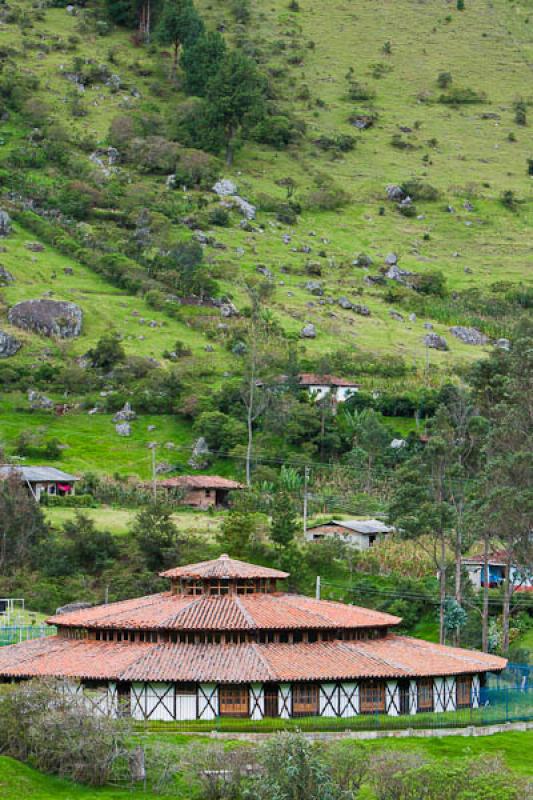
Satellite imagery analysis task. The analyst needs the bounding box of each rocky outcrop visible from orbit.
[0,265,14,285]
[28,389,54,409]
[0,209,11,237]
[189,437,211,469]
[8,299,83,338]
[424,333,449,351]
[300,323,316,338]
[115,422,131,436]
[113,402,136,422]
[0,330,22,358]
[449,326,488,346]
[213,179,256,220]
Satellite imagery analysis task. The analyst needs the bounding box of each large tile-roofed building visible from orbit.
[0,554,506,721]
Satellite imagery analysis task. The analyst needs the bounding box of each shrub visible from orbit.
[514,99,527,126]
[126,136,181,173]
[347,81,375,101]
[174,148,220,188]
[231,0,251,23]
[501,189,519,211]
[391,133,414,150]
[41,493,98,508]
[55,180,104,220]
[208,207,230,226]
[437,71,452,89]
[438,87,486,104]
[86,332,126,369]
[108,114,135,148]
[305,186,351,210]
[314,134,355,153]
[401,179,440,201]
[252,114,304,149]
[410,270,447,296]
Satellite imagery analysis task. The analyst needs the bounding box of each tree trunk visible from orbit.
[439,534,446,645]
[245,390,253,488]
[225,139,234,166]
[502,551,513,654]
[482,533,490,652]
[454,526,462,645]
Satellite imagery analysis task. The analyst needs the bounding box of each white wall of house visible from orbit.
[278,683,291,718]
[319,682,340,717]
[198,683,218,720]
[339,682,359,717]
[307,386,359,403]
[250,683,265,720]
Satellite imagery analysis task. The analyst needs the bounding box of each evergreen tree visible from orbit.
[270,491,298,549]
[205,50,266,165]
[216,511,255,558]
[181,31,227,97]
[130,504,182,571]
[156,0,204,71]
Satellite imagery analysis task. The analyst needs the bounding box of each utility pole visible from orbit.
[315,575,321,601]
[303,465,310,536]
[148,443,157,502]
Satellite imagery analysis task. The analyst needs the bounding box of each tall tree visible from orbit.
[130,504,182,571]
[270,491,298,550]
[181,31,226,96]
[240,278,276,486]
[0,474,48,574]
[156,0,204,72]
[205,50,266,165]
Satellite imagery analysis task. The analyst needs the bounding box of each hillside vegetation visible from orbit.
[0,0,531,473]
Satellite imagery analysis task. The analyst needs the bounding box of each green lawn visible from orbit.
[44,506,224,538]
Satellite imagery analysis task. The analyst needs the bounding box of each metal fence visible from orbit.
[0,625,56,647]
[135,686,533,733]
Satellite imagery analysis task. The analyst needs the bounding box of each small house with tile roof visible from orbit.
[0,554,505,721]
[154,476,244,509]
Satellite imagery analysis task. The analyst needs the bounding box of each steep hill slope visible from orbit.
[0,0,531,474]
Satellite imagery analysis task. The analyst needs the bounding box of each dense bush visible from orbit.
[40,493,98,508]
[438,86,486,104]
[400,179,440,201]
[305,186,351,210]
[126,136,181,173]
[174,147,220,187]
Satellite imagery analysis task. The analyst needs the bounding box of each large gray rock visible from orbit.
[424,333,449,351]
[449,326,488,346]
[0,265,14,285]
[0,210,11,237]
[384,252,399,267]
[353,304,371,316]
[0,330,21,358]
[28,389,54,409]
[113,402,136,422]
[338,296,353,310]
[386,264,412,284]
[8,299,83,338]
[495,338,511,352]
[213,179,237,197]
[386,185,405,202]
[189,436,211,469]
[300,323,316,338]
[305,280,323,296]
[220,302,239,318]
[115,422,131,436]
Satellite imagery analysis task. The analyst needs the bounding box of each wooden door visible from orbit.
[398,680,410,715]
[264,683,279,717]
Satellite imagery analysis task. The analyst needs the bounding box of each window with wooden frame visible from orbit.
[359,680,385,714]
[219,684,249,717]
[292,683,319,717]
[184,580,204,596]
[456,675,472,709]
[417,678,434,712]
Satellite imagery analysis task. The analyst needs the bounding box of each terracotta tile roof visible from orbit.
[160,554,289,581]
[462,550,511,566]
[47,591,398,631]
[0,635,506,683]
[157,476,244,490]
[298,373,360,388]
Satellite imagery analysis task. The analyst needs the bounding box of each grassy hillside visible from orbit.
[0,0,531,474]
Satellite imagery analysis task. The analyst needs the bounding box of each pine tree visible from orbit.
[156,0,204,72]
[271,492,298,549]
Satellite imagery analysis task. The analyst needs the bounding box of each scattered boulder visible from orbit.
[338,296,353,309]
[212,179,237,197]
[386,185,405,202]
[0,330,22,358]
[300,323,316,338]
[390,438,406,449]
[0,210,11,237]
[220,302,239,318]
[389,310,404,322]
[155,462,174,475]
[28,389,54,409]
[384,253,399,267]
[386,264,412,285]
[189,436,211,469]
[205,344,214,352]
[8,299,83,338]
[113,402,136,422]
[424,333,449,351]
[256,266,273,279]
[305,280,323,296]
[495,338,511,352]
[423,322,433,330]
[450,326,488,346]
[353,304,371,316]
[25,242,44,252]
[115,422,131,437]
[0,265,14,285]
[353,253,373,268]
[409,313,417,322]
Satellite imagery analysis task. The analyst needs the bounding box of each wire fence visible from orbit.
[0,625,56,647]
[135,686,533,734]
